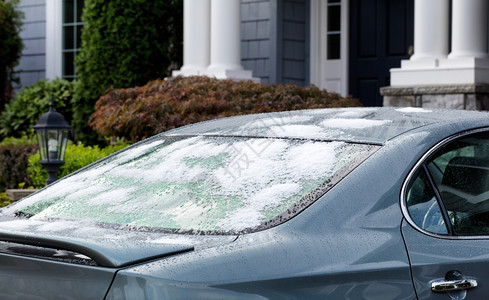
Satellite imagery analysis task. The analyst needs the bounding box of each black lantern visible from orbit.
[34,100,72,185]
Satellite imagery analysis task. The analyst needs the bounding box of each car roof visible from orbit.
[163,107,489,144]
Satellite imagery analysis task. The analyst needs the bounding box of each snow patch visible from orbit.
[396,107,433,113]
[321,118,391,129]
[2,136,365,233]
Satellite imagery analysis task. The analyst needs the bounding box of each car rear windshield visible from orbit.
[4,136,379,234]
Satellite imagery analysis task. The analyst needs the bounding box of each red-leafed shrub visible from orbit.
[90,76,361,142]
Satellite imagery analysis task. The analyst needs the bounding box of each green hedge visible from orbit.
[0,79,76,139]
[28,142,129,188]
[89,76,362,142]
[73,0,183,143]
[0,135,129,190]
[0,192,12,208]
[0,136,37,191]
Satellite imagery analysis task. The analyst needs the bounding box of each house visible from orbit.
[14,0,489,108]
[15,0,82,87]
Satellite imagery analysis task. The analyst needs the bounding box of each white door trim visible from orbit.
[309,0,349,97]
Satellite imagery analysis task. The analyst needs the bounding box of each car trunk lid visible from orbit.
[0,218,237,268]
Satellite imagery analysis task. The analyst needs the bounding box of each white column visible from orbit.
[410,0,449,61]
[46,0,63,79]
[390,0,451,85]
[205,0,257,81]
[449,0,488,59]
[390,0,489,86]
[172,0,210,76]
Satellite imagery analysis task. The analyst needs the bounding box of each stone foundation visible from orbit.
[6,189,37,201]
[381,84,489,110]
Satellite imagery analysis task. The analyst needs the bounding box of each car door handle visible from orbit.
[431,279,478,292]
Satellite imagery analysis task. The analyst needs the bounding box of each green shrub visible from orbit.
[28,141,130,188]
[0,192,12,208]
[0,79,76,139]
[73,0,183,143]
[89,76,362,142]
[0,0,24,111]
[0,136,37,191]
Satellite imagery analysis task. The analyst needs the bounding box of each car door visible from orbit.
[402,129,489,299]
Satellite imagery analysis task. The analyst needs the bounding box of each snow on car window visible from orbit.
[395,107,433,113]
[320,118,391,129]
[243,115,314,128]
[167,107,489,144]
[4,136,378,234]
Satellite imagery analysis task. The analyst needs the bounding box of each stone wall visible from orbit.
[381,84,489,110]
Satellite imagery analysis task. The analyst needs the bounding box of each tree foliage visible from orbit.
[0,0,24,111]
[0,79,76,139]
[73,0,183,143]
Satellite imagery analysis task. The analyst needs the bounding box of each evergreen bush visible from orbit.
[0,79,76,139]
[0,0,24,111]
[28,141,129,188]
[73,0,183,143]
[0,192,12,208]
[89,76,362,142]
[0,136,37,191]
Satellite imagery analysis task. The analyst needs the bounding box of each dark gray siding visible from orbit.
[280,0,308,86]
[15,0,46,89]
[241,0,309,86]
[241,0,275,84]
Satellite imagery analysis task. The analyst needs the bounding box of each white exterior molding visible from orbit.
[46,0,63,79]
[174,0,258,82]
[172,0,210,76]
[309,0,349,97]
[391,0,489,86]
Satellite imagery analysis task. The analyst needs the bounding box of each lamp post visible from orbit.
[34,100,71,186]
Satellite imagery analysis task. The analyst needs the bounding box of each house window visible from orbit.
[327,0,341,59]
[62,0,84,80]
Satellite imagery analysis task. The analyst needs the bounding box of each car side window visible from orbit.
[406,170,448,234]
[406,132,489,236]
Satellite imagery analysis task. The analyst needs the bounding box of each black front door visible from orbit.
[349,0,413,106]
